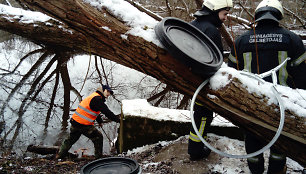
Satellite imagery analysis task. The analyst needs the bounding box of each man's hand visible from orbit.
[115,114,121,123]
[98,123,102,128]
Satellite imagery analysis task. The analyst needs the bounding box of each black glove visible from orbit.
[115,114,121,123]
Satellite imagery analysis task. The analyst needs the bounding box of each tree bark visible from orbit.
[0,1,305,165]
[27,144,59,155]
[26,144,78,158]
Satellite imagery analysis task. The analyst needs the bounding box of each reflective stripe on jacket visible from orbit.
[189,117,207,142]
[72,92,101,125]
[228,22,306,89]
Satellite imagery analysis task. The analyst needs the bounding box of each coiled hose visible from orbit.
[190,71,285,159]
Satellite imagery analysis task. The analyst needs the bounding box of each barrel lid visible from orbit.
[81,157,140,174]
[155,17,223,77]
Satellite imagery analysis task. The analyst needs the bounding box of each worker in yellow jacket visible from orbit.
[188,0,232,161]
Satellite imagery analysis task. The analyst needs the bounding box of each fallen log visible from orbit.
[118,99,243,153]
[201,66,306,166]
[208,68,306,141]
[27,144,59,155]
[26,144,78,158]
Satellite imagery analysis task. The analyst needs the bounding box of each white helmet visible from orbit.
[203,0,233,11]
[255,0,284,22]
[194,0,233,17]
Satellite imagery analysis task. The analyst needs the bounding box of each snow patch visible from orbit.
[0,4,73,34]
[122,99,235,127]
[210,63,306,117]
[83,0,160,45]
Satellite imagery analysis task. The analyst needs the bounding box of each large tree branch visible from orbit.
[1,2,202,93]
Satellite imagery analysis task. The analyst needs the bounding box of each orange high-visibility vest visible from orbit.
[72,92,101,125]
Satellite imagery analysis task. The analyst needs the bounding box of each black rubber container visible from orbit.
[81,157,141,174]
[155,17,223,78]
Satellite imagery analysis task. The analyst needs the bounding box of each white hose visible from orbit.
[190,76,285,159]
[5,0,12,6]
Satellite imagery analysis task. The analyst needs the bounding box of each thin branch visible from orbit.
[194,0,203,9]
[228,15,252,28]
[220,24,234,49]
[95,55,103,87]
[59,55,72,132]
[0,48,46,76]
[147,86,170,102]
[237,1,254,19]
[283,6,305,28]
[153,93,166,107]
[124,0,162,21]
[100,57,109,85]
[166,0,172,16]
[1,121,17,147]
[5,0,12,6]
[177,95,189,109]
[9,66,58,149]
[70,86,82,103]
[42,68,60,143]
[17,54,58,117]
[70,54,91,107]
[179,0,189,15]
[0,50,52,121]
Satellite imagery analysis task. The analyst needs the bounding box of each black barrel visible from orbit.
[155,17,223,78]
[81,157,141,174]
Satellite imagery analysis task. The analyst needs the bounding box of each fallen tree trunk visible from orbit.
[27,144,59,155]
[26,144,78,158]
[201,69,306,165]
[1,1,305,165]
[119,99,244,152]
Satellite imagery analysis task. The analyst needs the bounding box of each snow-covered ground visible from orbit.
[125,135,304,174]
[121,99,304,173]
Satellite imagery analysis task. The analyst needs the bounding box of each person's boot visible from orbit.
[189,153,204,161]
[247,155,264,174]
[94,142,103,159]
[202,145,211,158]
[189,145,211,161]
[55,145,69,160]
[55,153,65,160]
[267,152,286,174]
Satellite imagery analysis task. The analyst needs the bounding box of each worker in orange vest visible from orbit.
[56,85,120,159]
